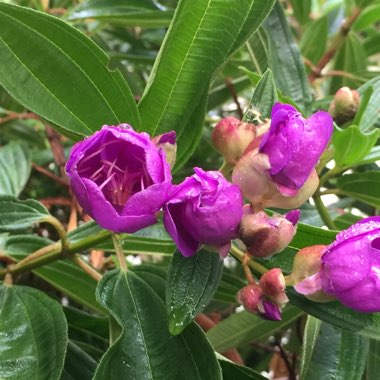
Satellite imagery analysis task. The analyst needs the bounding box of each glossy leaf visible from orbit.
[166,249,223,335]
[0,142,30,196]
[0,284,67,380]
[138,0,275,168]
[94,269,222,379]
[61,341,97,380]
[218,357,268,380]
[207,305,303,352]
[68,0,174,27]
[300,321,368,380]
[263,2,312,113]
[0,195,49,231]
[337,171,380,208]
[244,68,277,120]
[333,125,379,166]
[0,3,140,139]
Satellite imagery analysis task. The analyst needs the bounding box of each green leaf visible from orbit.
[0,3,140,139]
[218,356,268,380]
[367,339,380,380]
[291,222,337,249]
[364,33,380,56]
[300,16,328,66]
[0,142,30,196]
[289,0,312,25]
[207,305,302,352]
[244,68,277,120]
[61,341,97,380]
[353,4,380,31]
[333,125,380,166]
[330,33,367,93]
[337,171,380,208]
[263,2,312,113]
[334,213,362,230]
[300,316,321,380]
[0,195,49,231]
[166,249,223,335]
[4,235,103,313]
[352,86,373,127]
[357,76,380,131]
[68,0,174,27]
[138,0,275,168]
[357,146,380,166]
[300,321,368,380]
[0,284,68,380]
[288,290,380,340]
[94,269,222,379]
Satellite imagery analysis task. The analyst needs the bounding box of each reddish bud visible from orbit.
[259,268,288,304]
[236,284,262,313]
[212,117,256,164]
[239,211,299,258]
[329,87,360,125]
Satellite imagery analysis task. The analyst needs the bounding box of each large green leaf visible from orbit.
[367,339,380,380]
[0,142,30,196]
[0,284,67,380]
[288,290,380,340]
[333,125,379,167]
[138,0,275,167]
[352,4,380,31]
[289,0,311,25]
[300,320,368,380]
[94,269,222,379]
[218,356,268,380]
[68,0,174,27]
[166,249,223,335]
[263,2,312,113]
[4,235,103,313]
[337,171,380,208]
[207,305,302,352]
[357,76,380,131]
[0,195,49,231]
[0,3,140,139]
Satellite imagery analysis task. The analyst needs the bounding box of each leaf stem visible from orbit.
[112,233,127,272]
[230,245,268,276]
[245,41,262,75]
[41,216,69,253]
[72,254,102,281]
[312,194,337,230]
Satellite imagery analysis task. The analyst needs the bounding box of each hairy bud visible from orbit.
[259,268,288,304]
[329,87,360,125]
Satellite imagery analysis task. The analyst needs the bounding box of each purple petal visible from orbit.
[285,210,300,226]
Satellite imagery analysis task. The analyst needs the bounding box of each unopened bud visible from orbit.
[236,284,262,313]
[257,297,282,321]
[239,210,299,258]
[291,245,335,303]
[259,268,288,304]
[212,117,256,164]
[329,87,360,125]
[152,131,177,168]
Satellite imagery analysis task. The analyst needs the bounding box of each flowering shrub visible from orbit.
[0,0,380,379]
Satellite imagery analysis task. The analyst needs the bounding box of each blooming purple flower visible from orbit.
[260,103,333,195]
[66,125,173,233]
[163,168,243,257]
[319,216,380,312]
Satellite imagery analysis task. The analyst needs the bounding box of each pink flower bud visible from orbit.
[292,245,335,303]
[259,268,288,304]
[239,210,299,258]
[236,284,262,313]
[328,87,360,125]
[257,298,282,321]
[212,117,256,164]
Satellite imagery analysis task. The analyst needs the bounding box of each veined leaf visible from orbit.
[367,339,380,380]
[357,76,380,131]
[0,3,140,139]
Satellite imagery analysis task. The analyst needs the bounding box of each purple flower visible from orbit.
[260,103,333,195]
[163,168,243,257]
[66,125,173,233]
[319,216,380,312]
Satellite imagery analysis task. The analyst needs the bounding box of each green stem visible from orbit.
[219,160,233,178]
[72,254,102,281]
[41,216,69,252]
[230,245,268,275]
[245,41,262,75]
[312,194,337,230]
[112,234,127,272]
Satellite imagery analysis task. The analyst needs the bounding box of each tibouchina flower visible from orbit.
[66,125,173,233]
[296,217,380,312]
[260,103,333,195]
[163,168,243,257]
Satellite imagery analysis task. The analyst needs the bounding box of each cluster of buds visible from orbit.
[236,269,288,321]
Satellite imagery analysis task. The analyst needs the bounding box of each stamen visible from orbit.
[101,159,124,173]
[99,172,116,190]
[90,164,105,181]
[79,140,119,166]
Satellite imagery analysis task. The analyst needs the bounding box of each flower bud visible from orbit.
[152,131,177,168]
[329,87,360,125]
[239,210,299,258]
[259,268,288,304]
[291,245,335,303]
[236,284,262,313]
[212,117,256,164]
[257,298,282,321]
